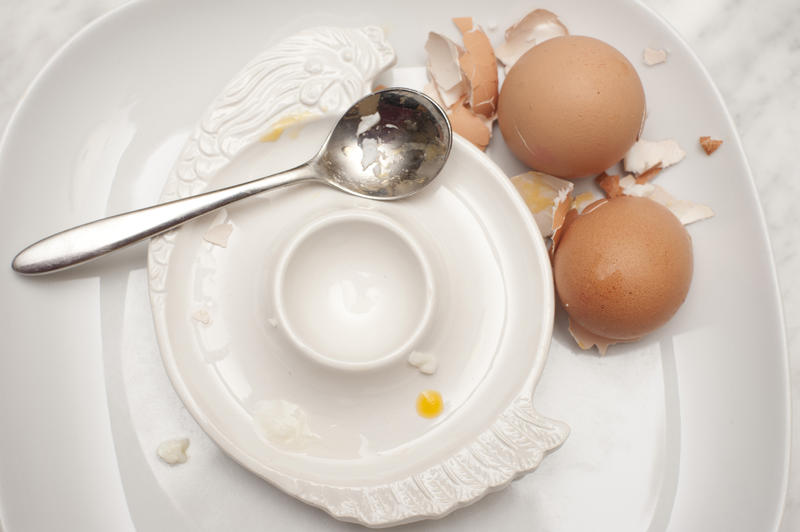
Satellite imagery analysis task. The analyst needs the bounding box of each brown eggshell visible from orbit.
[553,196,693,340]
[498,35,646,179]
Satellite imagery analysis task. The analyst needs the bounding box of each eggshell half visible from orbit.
[553,196,693,340]
[498,36,646,179]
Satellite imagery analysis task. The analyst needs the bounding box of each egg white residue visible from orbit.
[157,438,190,465]
[360,137,379,169]
[624,139,686,174]
[253,399,318,449]
[356,112,381,136]
[408,350,438,374]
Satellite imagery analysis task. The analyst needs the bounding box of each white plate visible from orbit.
[146,29,564,525]
[0,0,789,531]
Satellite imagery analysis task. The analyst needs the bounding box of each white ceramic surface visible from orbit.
[0,1,792,531]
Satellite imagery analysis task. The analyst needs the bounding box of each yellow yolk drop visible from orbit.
[416,390,443,418]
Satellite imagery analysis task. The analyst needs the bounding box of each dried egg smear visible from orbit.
[510,171,574,237]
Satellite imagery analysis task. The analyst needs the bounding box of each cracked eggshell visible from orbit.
[498,36,646,179]
[453,17,498,119]
[624,139,685,175]
[495,9,569,72]
[424,32,466,108]
[553,196,693,342]
[510,171,574,237]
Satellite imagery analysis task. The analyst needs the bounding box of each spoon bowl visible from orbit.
[12,88,452,275]
[318,89,451,199]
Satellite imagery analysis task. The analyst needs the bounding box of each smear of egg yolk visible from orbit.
[416,390,443,418]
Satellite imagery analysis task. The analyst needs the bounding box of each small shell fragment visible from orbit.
[624,139,686,175]
[699,136,723,155]
[635,164,663,184]
[495,9,569,72]
[510,171,574,237]
[408,350,438,375]
[643,47,668,66]
[356,112,381,136]
[595,172,624,198]
[203,223,234,247]
[157,438,190,465]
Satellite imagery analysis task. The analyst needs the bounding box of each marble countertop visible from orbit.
[0,0,797,530]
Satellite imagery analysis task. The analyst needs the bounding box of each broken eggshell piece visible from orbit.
[624,138,686,175]
[423,22,497,151]
[643,47,668,66]
[495,9,569,72]
[453,17,499,119]
[424,32,466,108]
[619,176,715,225]
[510,171,574,238]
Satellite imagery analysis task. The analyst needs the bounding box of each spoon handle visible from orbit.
[12,165,316,275]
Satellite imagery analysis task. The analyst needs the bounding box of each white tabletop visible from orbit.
[0,0,797,530]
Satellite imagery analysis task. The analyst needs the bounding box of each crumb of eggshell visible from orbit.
[624,139,686,175]
[595,171,624,198]
[157,438,190,465]
[634,164,663,184]
[643,47,668,66]
[373,84,387,91]
[699,136,723,155]
[203,223,234,247]
[453,17,498,119]
[447,97,492,150]
[495,9,569,72]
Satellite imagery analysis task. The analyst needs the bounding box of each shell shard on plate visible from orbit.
[643,47,668,66]
[624,138,686,175]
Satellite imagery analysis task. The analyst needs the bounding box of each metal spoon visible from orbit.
[12,88,452,275]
